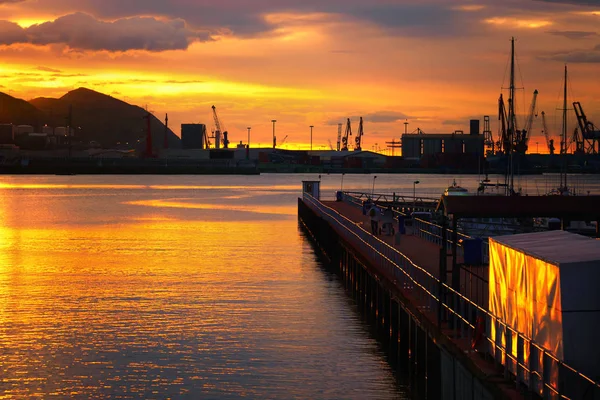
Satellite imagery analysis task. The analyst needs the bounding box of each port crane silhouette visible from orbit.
[355,117,364,151]
[211,105,229,149]
[341,118,352,151]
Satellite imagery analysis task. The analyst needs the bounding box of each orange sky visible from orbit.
[0,0,599,153]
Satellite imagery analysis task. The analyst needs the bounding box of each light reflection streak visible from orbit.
[0,183,301,191]
[0,176,404,399]
[124,199,296,216]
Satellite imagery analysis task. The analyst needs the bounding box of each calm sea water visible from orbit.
[0,174,412,400]
[1,173,598,399]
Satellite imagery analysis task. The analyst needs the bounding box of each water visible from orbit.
[0,174,409,399]
[2,173,598,399]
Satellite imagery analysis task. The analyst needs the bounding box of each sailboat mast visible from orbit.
[506,37,516,195]
[561,64,568,190]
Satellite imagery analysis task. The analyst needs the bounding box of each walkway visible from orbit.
[321,200,518,399]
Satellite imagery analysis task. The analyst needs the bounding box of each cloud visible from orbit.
[325,111,412,125]
[547,30,597,39]
[363,111,412,123]
[36,66,61,73]
[539,43,600,62]
[534,0,600,5]
[0,12,211,52]
[442,116,486,126]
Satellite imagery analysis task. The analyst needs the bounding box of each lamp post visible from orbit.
[372,175,377,198]
[413,180,420,211]
[310,125,314,152]
[247,127,251,160]
[341,172,345,191]
[271,120,277,149]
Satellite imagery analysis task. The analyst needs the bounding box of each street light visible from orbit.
[341,172,345,191]
[372,175,377,198]
[310,125,314,152]
[271,120,277,149]
[413,180,420,211]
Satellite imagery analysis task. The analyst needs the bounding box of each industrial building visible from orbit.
[181,124,207,149]
[402,119,484,159]
[401,119,485,170]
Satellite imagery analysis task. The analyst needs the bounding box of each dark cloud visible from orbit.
[325,111,412,126]
[534,0,600,5]
[4,1,485,38]
[3,0,598,45]
[538,44,600,63]
[363,111,412,123]
[0,12,211,52]
[547,30,597,39]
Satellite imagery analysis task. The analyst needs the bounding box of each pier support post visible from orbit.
[390,300,399,363]
[383,290,390,344]
[399,308,410,370]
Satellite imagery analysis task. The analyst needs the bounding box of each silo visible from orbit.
[16,125,34,135]
[0,124,14,144]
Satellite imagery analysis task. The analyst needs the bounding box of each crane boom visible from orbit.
[355,117,363,151]
[211,105,230,149]
[498,94,509,154]
[341,118,352,151]
[541,111,554,154]
[515,89,538,153]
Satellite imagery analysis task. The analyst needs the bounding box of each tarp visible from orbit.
[489,238,563,373]
[489,230,600,391]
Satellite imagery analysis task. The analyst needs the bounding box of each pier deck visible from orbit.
[322,200,519,399]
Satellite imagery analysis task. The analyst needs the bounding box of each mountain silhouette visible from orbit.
[0,92,46,126]
[2,87,180,149]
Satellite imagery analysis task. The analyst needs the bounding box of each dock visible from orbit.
[298,181,600,400]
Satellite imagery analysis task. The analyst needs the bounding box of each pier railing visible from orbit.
[303,192,600,400]
[341,191,490,265]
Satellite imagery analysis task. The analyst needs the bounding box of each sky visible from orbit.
[0,0,599,153]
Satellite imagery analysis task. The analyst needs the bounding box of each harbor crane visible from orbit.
[211,105,230,149]
[336,123,342,151]
[573,101,599,154]
[498,94,510,154]
[515,89,538,154]
[355,117,364,151]
[341,118,352,151]
[483,115,495,155]
[328,139,334,150]
[541,111,555,155]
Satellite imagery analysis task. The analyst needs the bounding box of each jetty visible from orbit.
[298,180,600,399]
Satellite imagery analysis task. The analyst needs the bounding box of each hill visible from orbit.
[28,88,181,149]
[0,92,46,126]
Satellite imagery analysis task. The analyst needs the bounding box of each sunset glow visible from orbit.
[0,0,598,151]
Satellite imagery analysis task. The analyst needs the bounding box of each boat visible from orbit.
[442,180,523,238]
